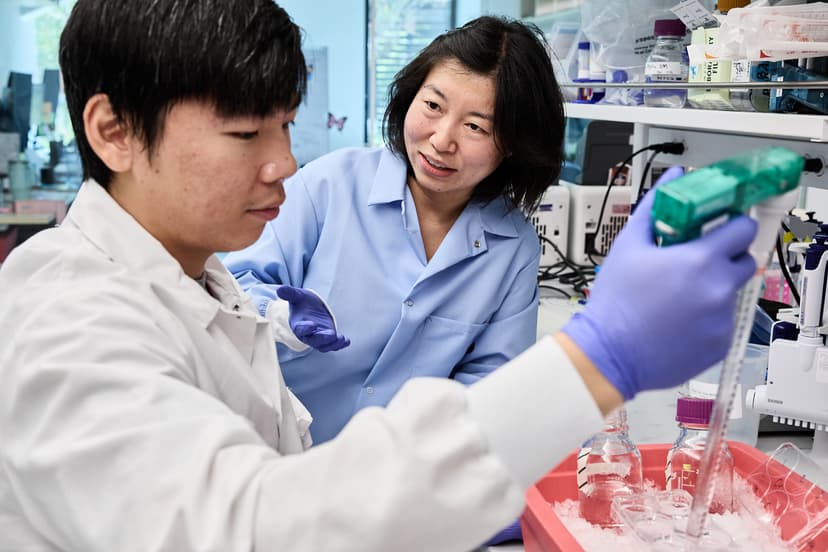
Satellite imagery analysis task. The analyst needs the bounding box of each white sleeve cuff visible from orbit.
[264,299,309,352]
[465,335,605,488]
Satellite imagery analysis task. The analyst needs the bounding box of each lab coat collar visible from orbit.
[66,181,252,328]
[476,198,520,239]
[367,147,408,206]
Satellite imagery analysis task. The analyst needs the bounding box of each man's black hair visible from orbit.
[60,0,306,188]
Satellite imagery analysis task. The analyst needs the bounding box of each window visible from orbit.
[367,0,455,146]
[32,1,76,142]
[1,0,77,148]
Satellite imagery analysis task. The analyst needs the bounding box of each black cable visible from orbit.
[588,146,655,265]
[536,236,594,298]
[538,264,571,286]
[588,141,685,266]
[637,151,659,203]
[776,234,801,305]
[538,236,569,269]
[538,262,567,278]
[538,235,591,277]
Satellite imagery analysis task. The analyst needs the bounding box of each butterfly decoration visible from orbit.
[327,112,347,131]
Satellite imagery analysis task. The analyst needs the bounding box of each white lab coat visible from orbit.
[0,181,603,552]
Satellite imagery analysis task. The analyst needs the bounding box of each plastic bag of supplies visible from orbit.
[711,2,828,62]
[579,0,713,70]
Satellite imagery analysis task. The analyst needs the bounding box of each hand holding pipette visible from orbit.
[651,147,804,539]
[562,167,757,401]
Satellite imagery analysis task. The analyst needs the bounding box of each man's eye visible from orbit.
[231,131,258,140]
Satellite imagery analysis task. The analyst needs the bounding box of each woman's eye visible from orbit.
[425,100,440,111]
[467,123,487,134]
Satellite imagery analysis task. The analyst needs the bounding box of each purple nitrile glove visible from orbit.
[483,518,522,546]
[562,167,758,400]
[275,286,351,353]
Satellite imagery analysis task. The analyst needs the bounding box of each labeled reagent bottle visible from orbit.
[578,407,643,527]
[644,19,689,108]
[666,397,734,514]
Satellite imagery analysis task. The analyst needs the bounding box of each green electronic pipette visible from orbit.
[651,146,804,540]
[652,147,803,246]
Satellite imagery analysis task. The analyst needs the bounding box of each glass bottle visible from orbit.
[578,407,643,527]
[665,397,734,514]
[644,19,689,108]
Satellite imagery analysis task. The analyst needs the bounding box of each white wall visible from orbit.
[456,0,524,25]
[0,2,40,85]
[456,0,484,25]
[279,0,367,150]
[482,0,522,17]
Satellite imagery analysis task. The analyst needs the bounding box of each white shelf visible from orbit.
[564,103,828,142]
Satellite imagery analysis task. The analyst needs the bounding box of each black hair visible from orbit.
[59,0,306,188]
[383,16,565,215]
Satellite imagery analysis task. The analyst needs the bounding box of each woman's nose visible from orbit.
[429,120,456,153]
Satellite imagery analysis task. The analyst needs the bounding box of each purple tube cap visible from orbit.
[676,397,714,425]
[654,19,686,37]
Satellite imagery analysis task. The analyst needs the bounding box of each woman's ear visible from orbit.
[82,93,134,173]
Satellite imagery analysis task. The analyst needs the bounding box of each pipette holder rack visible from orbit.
[747,228,828,468]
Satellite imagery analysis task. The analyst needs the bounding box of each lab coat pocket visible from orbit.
[411,315,485,378]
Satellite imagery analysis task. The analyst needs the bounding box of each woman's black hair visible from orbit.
[383,15,565,215]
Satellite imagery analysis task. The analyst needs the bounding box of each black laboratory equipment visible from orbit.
[0,72,33,154]
[573,120,634,186]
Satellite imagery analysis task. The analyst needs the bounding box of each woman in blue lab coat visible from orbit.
[224,16,563,446]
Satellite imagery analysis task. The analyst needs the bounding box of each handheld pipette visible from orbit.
[651,146,804,539]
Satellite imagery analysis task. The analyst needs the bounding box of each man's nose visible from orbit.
[260,151,297,183]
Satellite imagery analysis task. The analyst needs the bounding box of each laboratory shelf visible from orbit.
[564,102,828,142]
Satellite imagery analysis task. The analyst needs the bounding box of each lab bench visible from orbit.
[0,184,78,263]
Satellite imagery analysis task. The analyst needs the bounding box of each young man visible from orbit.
[0,1,758,550]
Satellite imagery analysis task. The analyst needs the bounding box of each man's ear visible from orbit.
[82,93,134,173]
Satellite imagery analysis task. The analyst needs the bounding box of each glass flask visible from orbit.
[578,407,644,527]
[665,397,734,514]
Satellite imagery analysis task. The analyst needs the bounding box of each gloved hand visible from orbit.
[483,518,522,546]
[562,167,758,400]
[275,286,350,353]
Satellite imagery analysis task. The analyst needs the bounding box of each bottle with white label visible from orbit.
[577,407,643,527]
[644,19,688,108]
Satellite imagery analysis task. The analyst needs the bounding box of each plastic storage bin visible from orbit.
[521,442,828,552]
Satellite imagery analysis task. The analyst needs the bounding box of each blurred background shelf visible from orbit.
[564,102,828,142]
